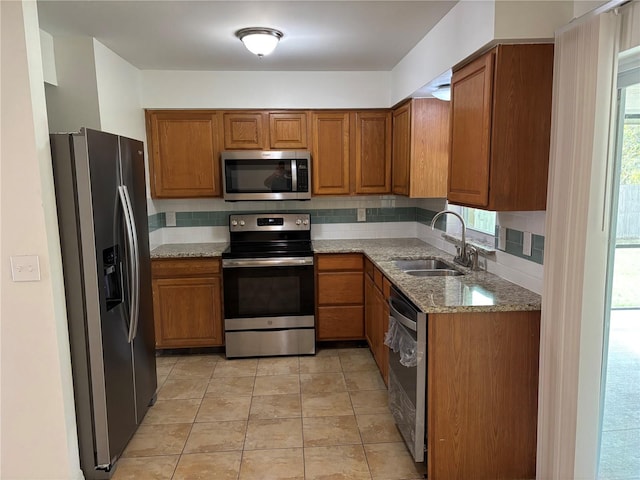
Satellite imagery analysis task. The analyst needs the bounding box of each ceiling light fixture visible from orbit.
[432,84,451,101]
[236,27,283,57]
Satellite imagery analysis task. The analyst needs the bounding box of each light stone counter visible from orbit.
[150,242,228,258]
[313,238,541,314]
[150,238,541,314]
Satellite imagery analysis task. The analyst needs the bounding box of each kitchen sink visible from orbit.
[393,258,464,277]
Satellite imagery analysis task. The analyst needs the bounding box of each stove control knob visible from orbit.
[231,220,238,226]
[303,219,309,225]
[296,219,302,225]
[239,220,246,226]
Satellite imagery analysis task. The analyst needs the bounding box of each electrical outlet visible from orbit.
[523,231,532,256]
[357,208,366,222]
[165,211,176,227]
[10,255,41,282]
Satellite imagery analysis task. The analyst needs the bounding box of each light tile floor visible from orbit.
[113,347,425,480]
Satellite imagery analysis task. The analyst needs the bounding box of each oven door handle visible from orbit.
[223,257,314,268]
[389,299,417,332]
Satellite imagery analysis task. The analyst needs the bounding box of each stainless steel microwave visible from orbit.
[221,150,312,201]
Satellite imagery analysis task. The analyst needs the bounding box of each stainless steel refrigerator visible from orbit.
[50,128,157,479]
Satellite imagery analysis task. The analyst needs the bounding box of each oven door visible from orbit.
[222,256,315,320]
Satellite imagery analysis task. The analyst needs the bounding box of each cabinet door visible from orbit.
[269,112,309,149]
[355,111,391,194]
[147,111,221,198]
[223,112,267,149]
[409,98,450,198]
[152,276,223,348]
[364,273,376,350]
[448,51,495,207]
[311,111,350,195]
[392,102,411,195]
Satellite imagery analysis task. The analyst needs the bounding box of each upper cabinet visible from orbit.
[223,111,267,150]
[354,111,392,194]
[448,44,554,211]
[311,110,391,196]
[146,110,222,198]
[311,111,351,195]
[392,98,450,197]
[269,112,309,149]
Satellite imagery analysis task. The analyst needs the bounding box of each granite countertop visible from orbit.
[150,242,228,258]
[312,239,541,314]
[150,238,541,314]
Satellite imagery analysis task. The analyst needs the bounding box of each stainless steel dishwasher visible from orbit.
[386,285,427,463]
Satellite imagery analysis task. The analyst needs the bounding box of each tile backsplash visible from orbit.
[147,196,545,285]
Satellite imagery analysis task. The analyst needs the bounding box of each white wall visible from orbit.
[0,1,82,478]
[45,35,101,133]
[40,28,57,85]
[494,1,574,41]
[390,1,496,104]
[93,39,146,141]
[140,70,391,109]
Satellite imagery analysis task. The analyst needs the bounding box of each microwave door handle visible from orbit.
[291,160,298,191]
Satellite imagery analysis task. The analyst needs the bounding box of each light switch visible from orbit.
[357,208,366,222]
[523,231,532,257]
[10,255,41,282]
[165,211,176,227]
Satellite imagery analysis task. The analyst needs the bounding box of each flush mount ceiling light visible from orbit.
[236,27,283,57]
[432,84,451,101]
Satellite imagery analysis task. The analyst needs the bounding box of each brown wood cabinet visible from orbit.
[354,111,392,194]
[448,44,554,210]
[427,310,540,479]
[392,98,450,198]
[223,111,268,150]
[364,258,390,384]
[151,258,224,348]
[311,110,392,195]
[269,112,309,149]
[146,110,222,198]
[316,253,364,340]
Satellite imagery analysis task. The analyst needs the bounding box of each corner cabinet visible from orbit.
[448,44,554,210]
[311,110,391,195]
[146,110,222,198]
[315,253,365,340]
[392,98,450,198]
[151,258,224,349]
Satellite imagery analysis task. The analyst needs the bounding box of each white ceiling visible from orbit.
[37,1,458,72]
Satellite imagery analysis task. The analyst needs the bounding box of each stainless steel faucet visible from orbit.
[430,210,478,269]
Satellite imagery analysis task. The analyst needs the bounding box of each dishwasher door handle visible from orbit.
[389,299,417,332]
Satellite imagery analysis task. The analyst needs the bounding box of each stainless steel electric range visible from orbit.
[221,213,315,358]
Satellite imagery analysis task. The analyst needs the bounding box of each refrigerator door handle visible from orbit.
[118,185,140,343]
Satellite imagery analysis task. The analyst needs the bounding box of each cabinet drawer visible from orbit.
[317,272,364,305]
[364,258,374,279]
[382,277,392,298]
[316,253,363,271]
[373,268,384,290]
[317,306,364,340]
[152,258,221,277]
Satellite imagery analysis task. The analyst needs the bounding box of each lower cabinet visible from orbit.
[315,253,364,340]
[364,258,390,384]
[151,258,224,348]
[427,310,540,479]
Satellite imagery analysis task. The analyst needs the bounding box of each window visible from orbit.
[461,207,496,236]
